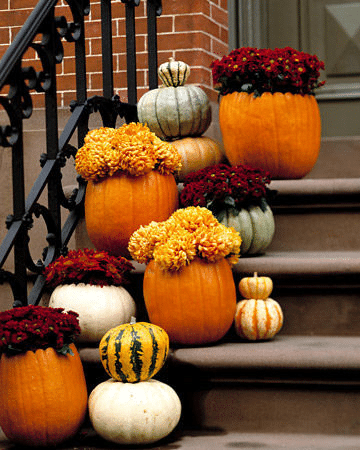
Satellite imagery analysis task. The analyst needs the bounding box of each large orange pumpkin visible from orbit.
[85,170,179,256]
[219,91,321,179]
[143,257,237,345]
[0,344,87,447]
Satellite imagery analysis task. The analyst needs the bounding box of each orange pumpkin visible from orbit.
[171,136,224,181]
[219,91,321,179]
[0,344,87,447]
[85,170,179,256]
[143,257,237,345]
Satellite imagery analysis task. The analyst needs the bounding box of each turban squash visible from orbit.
[219,91,321,179]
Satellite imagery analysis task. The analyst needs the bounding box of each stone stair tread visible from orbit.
[3,428,360,450]
[80,335,360,373]
[233,250,360,276]
[271,177,360,199]
[131,251,360,277]
[169,336,360,373]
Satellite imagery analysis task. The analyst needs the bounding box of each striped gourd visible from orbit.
[99,320,169,383]
[234,298,283,341]
[238,272,273,300]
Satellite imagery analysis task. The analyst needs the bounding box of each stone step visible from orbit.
[268,178,360,252]
[78,336,360,439]
[2,427,360,449]
[165,336,360,436]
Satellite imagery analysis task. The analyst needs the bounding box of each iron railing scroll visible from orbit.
[0,0,162,307]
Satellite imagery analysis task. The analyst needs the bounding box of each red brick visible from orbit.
[63,56,76,74]
[10,0,37,9]
[210,2,228,26]
[158,31,211,53]
[175,49,216,70]
[0,28,10,45]
[211,37,228,57]
[56,74,77,91]
[174,14,221,39]
[0,9,31,28]
[162,0,210,16]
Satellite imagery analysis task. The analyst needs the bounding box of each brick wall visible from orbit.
[0,0,228,109]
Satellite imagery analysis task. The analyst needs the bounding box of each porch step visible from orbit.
[268,178,360,252]
[3,428,360,450]
[165,336,360,436]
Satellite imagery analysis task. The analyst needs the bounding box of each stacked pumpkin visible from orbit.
[137,58,224,181]
[234,272,283,340]
[88,319,181,445]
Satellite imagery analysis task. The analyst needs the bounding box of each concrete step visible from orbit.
[78,336,360,439]
[268,178,360,252]
[165,336,360,436]
[2,427,360,449]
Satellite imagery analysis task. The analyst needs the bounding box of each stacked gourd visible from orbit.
[137,58,224,180]
[234,272,284,340]
[88,318,181,445]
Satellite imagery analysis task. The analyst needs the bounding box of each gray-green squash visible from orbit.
[219,199,275,255]
[137,59,211,140]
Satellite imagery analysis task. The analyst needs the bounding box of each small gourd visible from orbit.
[88,378,181,445]
[158,57,190,87]
[99,318,169,383]
[238,272,273,299]
[137,59,211,140]
[234,273,283,341]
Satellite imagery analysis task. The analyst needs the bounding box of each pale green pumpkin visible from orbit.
[219,199,275,255]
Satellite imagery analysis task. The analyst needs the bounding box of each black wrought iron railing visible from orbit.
[0,0,161,307]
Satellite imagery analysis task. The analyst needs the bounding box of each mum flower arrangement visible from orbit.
[129,207,241,345]
[44,248,134,288]
[44,249,137,344]
[211,47,325,179]
[211,46,325,97]
[180,164,275,256]
[0,305,80,355]
[75,122,181,257]
[75,122,181,181]
[128,206,242,271]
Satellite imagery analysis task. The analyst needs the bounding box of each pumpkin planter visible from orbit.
[143,257,237,345]
[172,136,224,181]
[219,199,275,255]
[219,91,321,179]
[0,344,87,447]
[49,284,136,344]
[88,378,181,445]
[129,207,241,345]
[137,59,211,140]
[75,123,181,257]
[85,170,178,257]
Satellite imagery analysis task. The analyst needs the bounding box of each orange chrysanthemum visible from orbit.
[75,122,181,181]
[128,207,241,271]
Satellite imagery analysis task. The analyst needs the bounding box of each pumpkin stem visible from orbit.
[254,272,258,278]
[130,316,137,325]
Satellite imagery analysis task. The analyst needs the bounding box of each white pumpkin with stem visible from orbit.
[49,284,136,344]
[88,378,181,445]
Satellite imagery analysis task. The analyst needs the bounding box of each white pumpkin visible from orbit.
[48,283,136,343]
[88,378,182,445]
[219,200,275,255]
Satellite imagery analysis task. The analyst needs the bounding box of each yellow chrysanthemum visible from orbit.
[128,207,241,271]
[75,123,181,181]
